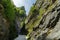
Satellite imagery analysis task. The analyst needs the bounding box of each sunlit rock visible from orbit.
[25,0,60,40]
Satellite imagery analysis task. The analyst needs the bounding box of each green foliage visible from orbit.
[1,0,15,22]
[30,6,35,12]
[15,6,26,18]
[0,0,18,40]
[9,22,18,40]
[15,6,26,28]
[19,10,25,15]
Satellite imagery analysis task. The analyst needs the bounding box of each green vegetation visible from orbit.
[15,6,26,17]
[0,0,18,40]
[25,0,58,40]
[1,0,15,22]
[0,0,58,40]
[0,0,26,40]
[15,6,26,28]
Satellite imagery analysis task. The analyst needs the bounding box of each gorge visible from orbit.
[0,0,60,40]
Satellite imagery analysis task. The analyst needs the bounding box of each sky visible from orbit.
[12,0,36,15]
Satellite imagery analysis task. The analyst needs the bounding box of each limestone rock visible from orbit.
[25,0,60,40]
[0,4,9,40]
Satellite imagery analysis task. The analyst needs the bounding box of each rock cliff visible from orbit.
[25,0,60,40]
[0,0,27,40]
[0,0,18,40]
[0,4,9,40]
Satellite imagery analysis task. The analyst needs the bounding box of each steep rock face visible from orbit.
[0,4,9,40]
[0,0,18,40]
[15,7,26,35]
[25,0,60,40]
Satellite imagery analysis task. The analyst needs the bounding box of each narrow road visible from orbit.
[15,35,27,40]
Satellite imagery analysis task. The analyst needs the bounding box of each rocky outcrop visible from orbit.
[15,6,27,35]
[0,0,18,40]
[0,0,27,40]
[25,0,60,40]
[0,4,9,40]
